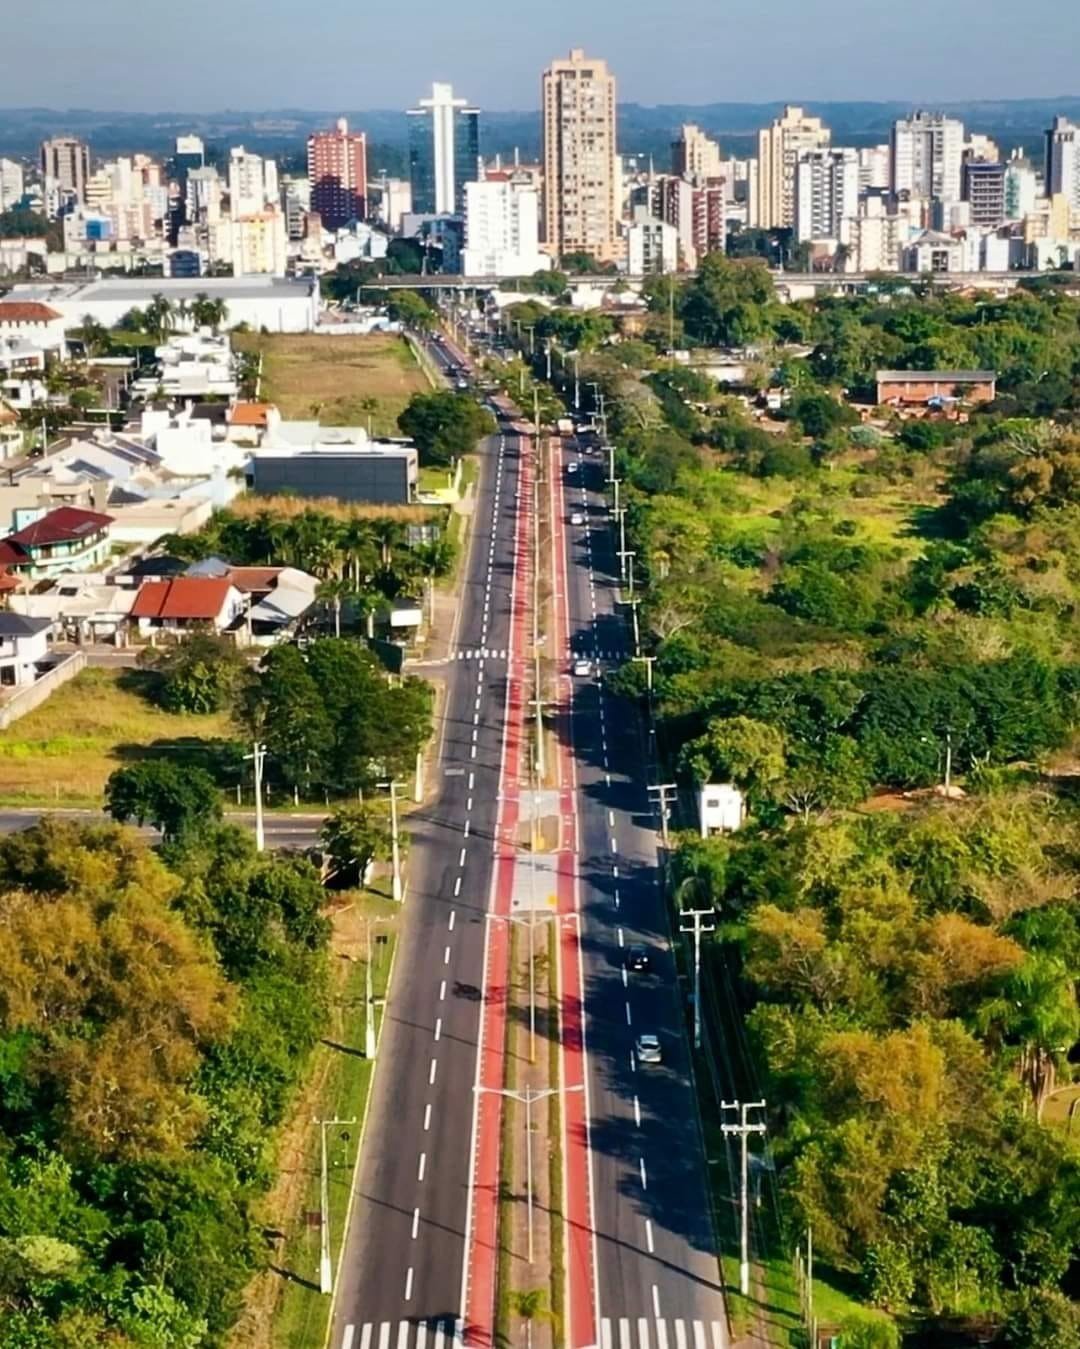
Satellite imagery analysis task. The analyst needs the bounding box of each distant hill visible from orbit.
[2,98,1078,170]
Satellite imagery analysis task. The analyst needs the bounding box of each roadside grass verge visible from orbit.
[263,892,398,1349]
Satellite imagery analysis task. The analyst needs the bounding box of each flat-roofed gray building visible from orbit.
[248,438,418,505]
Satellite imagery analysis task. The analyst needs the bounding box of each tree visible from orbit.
[680,715,786,800]
[139,633,244,714]
[235,644,333,797]
[397,391,496,467]
[1002,1286,1080,1348]
[190,293,228,331]
[679,252,775,347]
[320,805,388,885]
[74,315,110,357]
[105,761,222,844]
[386,290,434,330]
[144,293,176,343]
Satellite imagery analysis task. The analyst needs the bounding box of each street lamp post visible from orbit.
[315,1115,357,1295]
[362,916,391,1060]
[244,740,267,852]
[378,779,403,902]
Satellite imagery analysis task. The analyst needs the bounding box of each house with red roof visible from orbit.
[0,301,67,360]
[129,577,245,638]
[0,506,114,580]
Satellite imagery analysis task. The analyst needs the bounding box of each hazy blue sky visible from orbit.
[7,0,1079,110]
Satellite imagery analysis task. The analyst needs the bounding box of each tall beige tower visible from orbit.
[672,124,723,181]
[755,106,830,229]
[542,48,620,263]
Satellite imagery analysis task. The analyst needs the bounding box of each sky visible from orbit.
[5,0,1079,111]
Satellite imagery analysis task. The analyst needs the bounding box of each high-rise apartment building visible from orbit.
[962,160,1006,228]
[40,137,90,215]
[462,174,550,277]
[672,124,722,182]
[755,106,830,230]
[228,147,278,217]
[794,148,859,242]
[0,159,25,211]
[1004,158,1038,221]
[1045,116,1080,209]
[890,112,965,203]
[541,49,620,264]
[407,84,480,216]
[308,119,368,229]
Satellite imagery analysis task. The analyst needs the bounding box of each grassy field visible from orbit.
[235,333,429,436]
[0,667,236,806]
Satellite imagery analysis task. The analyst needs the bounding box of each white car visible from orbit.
[572,659,593,678]
[567,462,579,474]
[636,1034,662,1065]
[570,512,585,526]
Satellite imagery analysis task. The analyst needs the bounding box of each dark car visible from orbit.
[626,945,651,973]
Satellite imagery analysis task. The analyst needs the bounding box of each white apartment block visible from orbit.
[462,177,550,278]
[673,124,722,181]
[755,106,831,230]
[0,159,25,211]
[794,148,859,242]
[891,112,965,203]
[1004,160,1038,221]
[627,212,678,275]
[858,145,890,191]
[228,147,278,217]
[229,210,288,277]
[1045,117,1080,210]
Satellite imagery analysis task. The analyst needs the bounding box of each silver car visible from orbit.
[636,1034,662,1064]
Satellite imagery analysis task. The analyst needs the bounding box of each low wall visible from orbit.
[0,652,87,730]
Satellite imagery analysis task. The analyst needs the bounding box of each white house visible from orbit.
[0,613,53,686]
[0,301,68,361]
[129,576,245,638]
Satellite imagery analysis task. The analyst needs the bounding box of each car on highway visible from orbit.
[570,512,584,526]
[567,461,579,474]
[572,658,593,677]
[626,945,651,973]
[635,1033,662,1064]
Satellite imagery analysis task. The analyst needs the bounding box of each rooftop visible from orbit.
[877,369,997,381]
[6,507,113,549]
[228,402,275,428]
[9,277,317,306]
[0,612,52,637]
[130,577,235,621]
[0,302,64,323]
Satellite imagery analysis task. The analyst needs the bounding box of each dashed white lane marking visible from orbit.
[466,796,473,811]
[463,820,470,838]
[645,1219,655,1254]
[434,1018,442,1042]
[468,772,475,790]
[652,1287,662,1319]
[444,945,451,964]
[640,1156,648,1189]
[613,864,619,878]
[439,980,446,1000]
[634,1095,641,1126]
[610,836,618,853]
[625,1001,632,1025]
[459,846,467,866]
[411,1207,420,1239]
[630,1049,636,1073]
[454,876,462,897]
[617,928,624,947]
[423,1103,432,1130]
[429,1057,438,1084]
[417,1153,426,1181]
[608,810,615,827]
[471,746,477,759]
[448,910,456,931]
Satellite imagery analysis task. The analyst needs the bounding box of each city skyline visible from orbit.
[5,0,1080,112]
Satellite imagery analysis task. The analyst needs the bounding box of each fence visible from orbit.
[0,652,87,730]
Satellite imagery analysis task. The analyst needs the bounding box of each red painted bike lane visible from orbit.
[551,437,600,1349]
[462,433,532,1347]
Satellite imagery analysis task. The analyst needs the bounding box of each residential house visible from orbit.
[185,559,319,644]
[0,301,67,360]
[0,613,53,686]
[129,576,245,639]
[226,402,281,443]
[10,576,134,645]
[0,506,114,580]
[877,369,997,406]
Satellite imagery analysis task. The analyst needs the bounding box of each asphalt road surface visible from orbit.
[555,439,730,1348]
[330,415,524,1347]
[0,808,324,850]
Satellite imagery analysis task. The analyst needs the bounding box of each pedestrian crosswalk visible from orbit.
[453,648,509,661]
[600,1318,727,1349]
[341,1319,462,1349]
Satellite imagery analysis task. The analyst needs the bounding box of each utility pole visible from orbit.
[533,385,541,441]
[647,781,678,847]
[545,341,553,380]
[476,1083,582,1264]
[679,906,716,1049]
[363,916,390,1060]
[721,1101,767,1296]
[245,740,267,852]
[315,1115,357,1294]
[633,654,657,693]
[572,351,580,410]
[614,506,628,575]
[617,548,636,599]
[378,779,403,902]
[944,724,953,795]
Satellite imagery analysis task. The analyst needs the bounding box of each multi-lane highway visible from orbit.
[551,438,730,1349]
[329,341,527,1349]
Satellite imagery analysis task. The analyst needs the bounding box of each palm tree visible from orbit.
[340,518,379,588]
[175,299,193,332]
[317,577,353,638]
[192,294,229,331]
[145,293,175,343]
[77,314,110,357]
[371,518,406,568]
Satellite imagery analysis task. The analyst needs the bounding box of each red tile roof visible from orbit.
[130,577,235,621]
[6,507,113,549]
[227,402,274,427]
[0,302,63,323]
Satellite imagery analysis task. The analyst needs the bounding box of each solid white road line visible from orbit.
[417,1153,426,1182]
[423,1103,432,1130]
[411,1207,420,1239]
